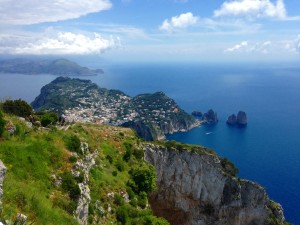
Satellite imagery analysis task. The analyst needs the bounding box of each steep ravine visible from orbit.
[143,144,287,225]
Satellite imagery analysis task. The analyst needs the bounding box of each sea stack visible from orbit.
[237,111,247,126]
[226,114,237,125]
[202,109,218,124]
[227,111,247,127]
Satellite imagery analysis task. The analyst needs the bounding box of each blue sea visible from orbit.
[1,62,300,224]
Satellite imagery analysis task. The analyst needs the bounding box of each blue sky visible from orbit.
[0,0,300,62]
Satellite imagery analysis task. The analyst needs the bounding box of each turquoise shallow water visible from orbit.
[1,62,300,224]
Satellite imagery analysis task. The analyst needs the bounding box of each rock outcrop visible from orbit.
[237,111,247,126]
[0,160,6,207]
[227,111,247,127]
[226,114,237,126]
[73,143,98,225]
[143,144,286,225]
[202,109,218,124]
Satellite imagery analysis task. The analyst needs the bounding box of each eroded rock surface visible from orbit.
[143,144,286,225]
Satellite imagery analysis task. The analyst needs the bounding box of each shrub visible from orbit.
[115,159,125,172]
[60,171,81,201]
[133,148,144,160]
[65,135,81,154]
[114,194,125,206]
[137,191,147,208]
[144,216,170,225]
[2,99,32,117]
[116,206,129,225]
[40,112,59,127]
[112,171,118,177]
[0,111,6,137]
[129,165,156,194]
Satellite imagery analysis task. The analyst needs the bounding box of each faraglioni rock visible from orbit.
[143,143,287,225]
[227,114,237,125]
[202,109,218,124]
[237,111,247,126]
[227,111,247,127]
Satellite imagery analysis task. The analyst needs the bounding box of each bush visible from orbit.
[114,194,125,206]
[129,165,156,194]
[0,111,6,137]
[115,159,125,172]
[40,112,59,127]
[133,148,144,160]
[144,216,170,225]
[116,206,129,225]
[138,191,147,208]
[60,171,81,201]
[65,135,81,154]
[2,99,32,117]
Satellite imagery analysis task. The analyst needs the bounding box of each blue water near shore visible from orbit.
[1,62,300,224]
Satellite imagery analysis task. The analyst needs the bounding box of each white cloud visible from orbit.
[214,0,286,19]
[0,32,119,55]
[224,39,300,55]
[159,12,198,32]
[225,41,249,52]
[0,0,112,25]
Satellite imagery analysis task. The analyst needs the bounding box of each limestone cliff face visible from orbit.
[143,144,286,225]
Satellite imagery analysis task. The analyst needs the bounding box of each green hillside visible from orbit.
[0,112,168,225]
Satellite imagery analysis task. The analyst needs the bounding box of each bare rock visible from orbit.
[0,160,6,207]
[143,144,286,225]
[202,109,218,124]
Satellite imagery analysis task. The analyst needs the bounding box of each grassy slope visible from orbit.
[0,114,167,225]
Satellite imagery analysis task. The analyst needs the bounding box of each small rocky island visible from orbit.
[227,111,248,127]
[202,109,218,124]
[0,58,103,76]
[32,77,198,140]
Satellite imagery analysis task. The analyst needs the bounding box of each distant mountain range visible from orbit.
[0,58,103,76]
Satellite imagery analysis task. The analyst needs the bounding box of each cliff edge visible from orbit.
[143,143,287,225]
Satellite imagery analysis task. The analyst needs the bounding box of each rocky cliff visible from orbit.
[143,143,287,225]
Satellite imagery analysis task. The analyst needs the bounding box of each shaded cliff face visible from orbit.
[143,144,286,225]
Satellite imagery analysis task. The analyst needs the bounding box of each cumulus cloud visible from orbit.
[0,32,119,55]
[214,0,286,19]
[0,0,112,25]
[159,12,198,32]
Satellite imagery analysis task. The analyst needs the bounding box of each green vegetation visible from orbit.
[0,112,170,225]
[40,112,58,127]
[1,99,32,118]
[220,157,239,177]
[0,111,6,137]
